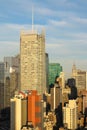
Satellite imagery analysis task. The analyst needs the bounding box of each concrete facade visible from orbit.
[20,30,46,94]
[63,100,78,130]
[72,64,87,91]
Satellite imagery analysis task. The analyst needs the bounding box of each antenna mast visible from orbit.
[32,6,34,32]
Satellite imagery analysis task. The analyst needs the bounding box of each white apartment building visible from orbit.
[11,97,22,130]
[63,100,78,130]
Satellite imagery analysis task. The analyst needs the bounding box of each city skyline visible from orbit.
[0,0,87,77]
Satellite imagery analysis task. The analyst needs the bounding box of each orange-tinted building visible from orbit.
[28,90,41,129]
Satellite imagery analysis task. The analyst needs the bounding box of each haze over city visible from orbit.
[0,0,87,77]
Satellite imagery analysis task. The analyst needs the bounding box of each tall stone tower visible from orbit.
[20,30,46,94]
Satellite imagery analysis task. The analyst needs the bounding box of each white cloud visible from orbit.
[48,19,67,26]
[46,38,87,59]
[71,16,87,24]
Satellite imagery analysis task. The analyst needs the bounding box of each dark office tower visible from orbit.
[10,71,19,97]
[49,63,62,86]
[20,30,46,94]
[67,78,77,99]
[67,78,76,87]
[4,55,20,107]
[45,53,49,92]
[4,77,10,108]
[0,62,4,110]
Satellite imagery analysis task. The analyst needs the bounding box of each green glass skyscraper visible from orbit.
[49,63,63,86]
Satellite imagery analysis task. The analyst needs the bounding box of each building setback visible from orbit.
[20,30,46,94]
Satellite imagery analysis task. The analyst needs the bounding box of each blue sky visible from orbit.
[0,0,87,77]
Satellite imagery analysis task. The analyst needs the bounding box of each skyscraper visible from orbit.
[4,55,20,108]
[72,64,87,91]
[50,83,62,110]
[20,30,46,94]
[49,63,62,86]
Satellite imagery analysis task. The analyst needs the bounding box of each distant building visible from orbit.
[82,90,87,114]
[59,72,65,88]
[50,83,62,110]
[67,78,77,99]
[45,53,49,92]
[0,82,4,111]
[4,55,20,79]
[4,55,20,108]
[49,63,62,86]
[0,62,4,83]
[72,64,87,91]
[62,86,71,107]
[20,30,46,94]
[63,100,78,130]
[4,77,10,108]
[0,62,4,110]
[77,96,83,114]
